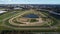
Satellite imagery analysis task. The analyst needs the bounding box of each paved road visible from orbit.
[39,9,60,15]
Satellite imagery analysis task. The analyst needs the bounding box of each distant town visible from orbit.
[0,4,60,15]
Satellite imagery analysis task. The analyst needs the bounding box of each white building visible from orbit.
[0,10,7,14]
[14,7,22,10]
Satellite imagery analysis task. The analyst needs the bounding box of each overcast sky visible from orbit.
[0,0,60,4]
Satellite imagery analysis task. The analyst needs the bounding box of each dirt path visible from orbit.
[1,9,58,30]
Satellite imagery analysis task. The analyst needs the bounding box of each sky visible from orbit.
[0,0,60,4]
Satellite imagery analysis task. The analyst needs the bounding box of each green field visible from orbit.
[0,9,60,31]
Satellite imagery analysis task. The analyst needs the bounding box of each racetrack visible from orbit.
[0,9,59,31]
[9,10,47,26]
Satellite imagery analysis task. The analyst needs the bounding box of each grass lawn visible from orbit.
[0,10,24,30]
[0,9,59,31]
[39,11,58,25]
[30,19,38,22]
